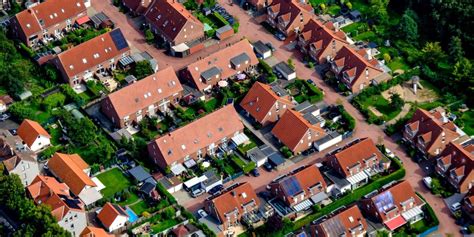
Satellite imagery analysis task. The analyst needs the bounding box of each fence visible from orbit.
[418,225,439,237]
[223,171,244,183]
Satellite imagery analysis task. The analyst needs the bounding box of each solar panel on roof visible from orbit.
[110,29,128,51]
[374,191,395,213]
[281,176,303,197]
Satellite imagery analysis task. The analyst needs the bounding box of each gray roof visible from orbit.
[230,53,250,67]
[128,166,152,183]
[253,41,270,54]
[90,12,109,25]
[270,85,288,97]
[202,170,220,186]
[268,152,285,166]
[275,62,295,75]
[303,113,324,125]
[125,75,137,84]
[216,24,232,34]
[314,131,340,146]
[200,66,221,81]
[139,182,156,194]
[247,147,268,162]
[294,101,312,112]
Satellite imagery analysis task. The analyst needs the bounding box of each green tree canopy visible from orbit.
[399,10,418,42]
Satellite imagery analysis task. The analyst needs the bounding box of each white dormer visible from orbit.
[82,58,87,64]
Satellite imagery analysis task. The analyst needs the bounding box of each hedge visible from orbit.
[231,155,256,174]
[156,183,177,204]
[338,105,356,131]
[212,12,229,27]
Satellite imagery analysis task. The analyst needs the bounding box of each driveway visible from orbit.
[0,119,19,130]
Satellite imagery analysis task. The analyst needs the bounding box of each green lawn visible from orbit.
[129,200,149,216]
[151,219,180,234]
[352,0,370,14]
[203,98,218,112]
[327,5,341,16]
[360,94,401,121]
[341,22,368,36]
[353,31,377,42]
[118,192,140,206]
[460,110,474,136]
[96,168,132,198]
[387,57,410,72]
[47,125,62,145]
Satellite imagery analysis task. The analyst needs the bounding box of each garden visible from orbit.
[285,79,324,104]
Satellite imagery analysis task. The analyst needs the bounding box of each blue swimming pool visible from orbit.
[126,207,139,223]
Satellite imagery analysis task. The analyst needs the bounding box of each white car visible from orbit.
[450,202,461,213]
[423,177,432,189]
[197,209,208,218]
[385,148,395,158]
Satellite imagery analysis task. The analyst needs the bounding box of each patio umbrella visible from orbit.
[202,161,210,168]
[218,80,229,87]
[237,73,246,80]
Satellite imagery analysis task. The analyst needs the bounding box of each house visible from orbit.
[327,138,390,191]
[17,119,51,152]
[274,62,296,80]
[51,28,131,87]
[435,141,474,193]
[0,130,40,186]
[47,152,102,206]
[403,108,464,158]
[122,0,152,15]
[81,226,113,237]
[240,82,294,126]
[271,109,326,154]
[27,175,87,237]
[128,165,160,199]
[311,205,368,237]
[144,0,205,57]
[216,25,234,40]
[158,174,183,194]
[180,39,258,92]
[462,188,474,220]
[148,105,244,170]
[97,203,129,232]
[170,223,205,237]
[253,40,272,59]
[330,45,386,93]
[247,146,269,167]
[297,19,348,64]
[10,0,88,47]
[205,182,260,230]
[360,180,425,231]
[101,66,184,128]
[266,0,313,36]
[269,164,328,212]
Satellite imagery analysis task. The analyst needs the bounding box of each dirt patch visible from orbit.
[368,106,383,117]
[381,81,438,103]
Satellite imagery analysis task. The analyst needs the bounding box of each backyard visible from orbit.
[96,168,132,198]
[286,79,324,104]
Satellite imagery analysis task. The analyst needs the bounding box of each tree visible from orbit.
[448,36,464,62]
[367,0,389,24]
[399,11,418,41]
[287,58,295,69]
[389,93,404,109]
[345,1,352,9]
[383,53,391,63]
[452,58,473,91]
[420,42,447,67]
[132,61,154,79]
[145,29,154,44]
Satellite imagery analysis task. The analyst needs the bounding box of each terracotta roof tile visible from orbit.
[268,0,312,34]
[17,119,51,148]
[122,0,152,14]
[81,226,113,237]
[97,203,128,229]
[317,205,367,236]
[47,153,95,195]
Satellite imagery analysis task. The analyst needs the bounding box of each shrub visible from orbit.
[212,12,229,26]
[383,53,391,63]
[42,93,66,111]
[280,146,293,158]
[145,29,154,44]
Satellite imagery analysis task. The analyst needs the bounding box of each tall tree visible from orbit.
[421,42,447,68]
[399,10,418,42]
[448,36,464,63]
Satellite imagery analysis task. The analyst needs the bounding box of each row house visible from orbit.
[148,105,244,170]
[47,152,102,206]
[297,19,348,64]
[327,138,390,191]
[462,188,474,221]
[144,0,205,57]
[180,39,259,92]
[122,0,153,15]
[435,141,474,193]
[240,82,294,127]
[311,205,368,237]
[403,108,464,158]
[97,203,129,233]
[101,66,184,128]
[266,0,313,36]
[17,119,51,152]
[10,0,88,47]
[330,45,386,93]
[52,28,131,87]
[205,182,260,230]
[271,109,326,154]
[81,227,113,237]
[269,164,328,213]
[27,175,87,237]
[360,180,425,232]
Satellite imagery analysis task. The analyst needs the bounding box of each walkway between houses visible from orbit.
[238,114,280,152]
[387,104,412,125]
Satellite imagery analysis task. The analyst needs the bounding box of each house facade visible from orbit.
[311,205,368,237]
[97,203,129,232]
[148,105,244,170]
[51,28,131,87]
[122,0,153,15]
[101,66,184,128]
[17,119,51,152]
[10,0,88,47]
[435,141,474,193]
[266,0,313,36]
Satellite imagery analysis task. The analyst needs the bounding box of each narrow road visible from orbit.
[92,1,459,235]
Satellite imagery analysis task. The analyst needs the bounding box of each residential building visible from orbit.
[297,19,348,64]
[10,0,87,47]
[81,226,113,237]
[144,0,205,56]
[311,205,368,237]
[17,119,51,152]
[122,0,152,15]
[240,82,294,126]
[180,39,258,91]
[0,130,39,186]
[205,182,260,230]
[435,141,474,193]
[97,203,129,232]
[272,109,326,154]
[101,66,184,128]
[327,138,391,191]
[266,0,313,36]
[360,180,425,231]
[269,164,328,212]
[403,108,464,158]
[170,223,205,237]
[51,28,131,87]
[27,175,87,237]
[462,188,474,220]
[329,45,385,93]
[47,152,102,206]
[148,105,244,170]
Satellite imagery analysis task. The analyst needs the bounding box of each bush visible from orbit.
[280,146,292,158]
[162,206,176,219]
[42,93,66,111]
[60,84,85,106]
[212,12,229,26]
[338,105,356,131]
[145,29,155,44]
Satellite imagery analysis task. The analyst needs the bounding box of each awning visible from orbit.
[402,206,423,221]
[183,159,197,168]
[384,215,406,231]
[310,192,329,204]
[292,199,313,212]
[119,56,134,67]
[170,163,186,175]
[76,15,90,25]
[346,171,369,185]
[231,133,249,146]
[171,43,189,53]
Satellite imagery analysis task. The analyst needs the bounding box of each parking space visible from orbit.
[0,119,19,130]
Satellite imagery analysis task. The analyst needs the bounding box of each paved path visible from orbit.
[387,103,412,125]
[92,1,459,235]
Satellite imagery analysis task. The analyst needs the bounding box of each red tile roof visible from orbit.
[316,205,367,236]
[55,28,130,78]
[17,119,51,148]
[122,0,153,14]
[300,19,348,61]
[268,0,313,35]
[104,66,183,119]
[97,203,128,229]
[81,226,113,237]
[14,0,86,37]
[47,152,95,195]
[438,142,474,192]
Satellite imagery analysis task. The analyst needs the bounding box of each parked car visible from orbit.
[263,162,273,172]
[451,202,461,213]
[307,79,315,85]
[191,188,205,198]
[275,32,286,41]
[0,113,10,121]
[208,184,224,195]
[251,168,260,177]
[385,148,395,158]
[422,177,432,189]
[197,209,208,218]
[265,42,276,52]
